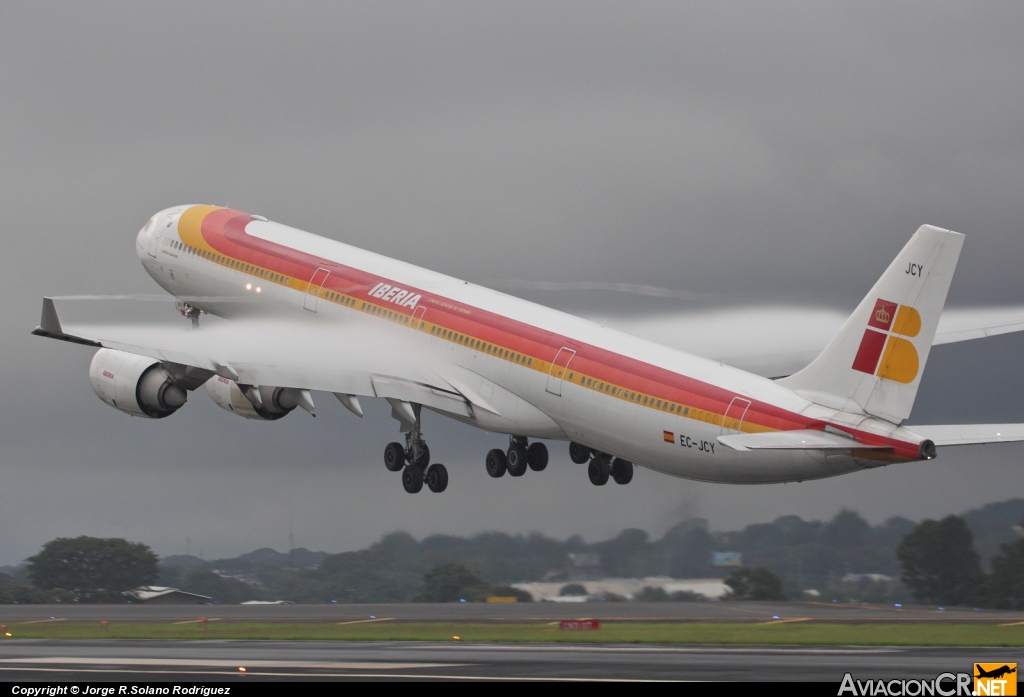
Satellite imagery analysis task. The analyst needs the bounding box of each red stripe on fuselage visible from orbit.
[191,209,918,460]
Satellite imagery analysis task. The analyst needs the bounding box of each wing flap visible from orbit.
[371,376,471,418]
[906,424,1024,446]
[717,429,892,452]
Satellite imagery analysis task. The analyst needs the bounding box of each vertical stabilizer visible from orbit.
[778,226,964,423]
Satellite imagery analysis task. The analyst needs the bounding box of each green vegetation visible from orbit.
[723,568,787,601]
[898,516,985,606]
[0,621,1021,646]
[989,538,1024,609]
[26,537,158,603]
[1,499,1020,607]
[415,562,530,602]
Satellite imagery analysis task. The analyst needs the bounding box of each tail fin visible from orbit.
[778,225,964,423]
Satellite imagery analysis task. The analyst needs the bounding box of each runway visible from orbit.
[0,640,1017,681]
[1,601,1019,624]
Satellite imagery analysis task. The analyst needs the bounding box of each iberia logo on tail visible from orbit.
[851,298,921,383]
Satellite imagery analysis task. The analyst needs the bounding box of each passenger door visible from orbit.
[304,268,331,312]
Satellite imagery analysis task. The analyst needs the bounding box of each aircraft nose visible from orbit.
[136,214,157,258]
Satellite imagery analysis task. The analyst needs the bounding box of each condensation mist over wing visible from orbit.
[601,306,1024,378]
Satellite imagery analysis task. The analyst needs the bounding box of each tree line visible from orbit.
[1,501,1021,606]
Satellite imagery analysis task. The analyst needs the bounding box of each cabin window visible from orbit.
[528,359,532,366]
[643,396,648,404]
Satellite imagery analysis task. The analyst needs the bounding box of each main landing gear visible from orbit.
[384,409,448,494]
[570,442,633,486]
[486,436,548,478]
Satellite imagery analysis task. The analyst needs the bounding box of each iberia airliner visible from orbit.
[32,205,1024,494]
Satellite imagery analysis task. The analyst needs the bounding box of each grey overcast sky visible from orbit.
[2,2,1024,565]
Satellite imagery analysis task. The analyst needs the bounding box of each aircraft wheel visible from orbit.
[384,442,406,472]
[412,443,430,468]
[425,463,449,493]
[527,442,549,471]
[588,457,610,486]
[485,448,507,478]
[402,464,424,493]
[569,441,592,464]
[611,458,634,485]
[507,443,528,477]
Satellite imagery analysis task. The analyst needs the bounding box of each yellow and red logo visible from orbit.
[975,663,1017,696]
[851,298,921,384]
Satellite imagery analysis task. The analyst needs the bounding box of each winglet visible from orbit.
[40,297,62,333]
[31,297,102,347]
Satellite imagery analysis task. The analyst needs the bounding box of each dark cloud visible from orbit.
[1,2,1023,564]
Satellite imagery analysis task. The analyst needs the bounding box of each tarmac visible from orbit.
[1,603,1020,681]
[0,601,1020,624]
[0,640,1018,681]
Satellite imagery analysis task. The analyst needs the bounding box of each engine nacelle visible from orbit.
[204,376,297,421]
[89,349,187,419]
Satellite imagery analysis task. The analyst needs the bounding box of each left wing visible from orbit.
[32,298,473,419]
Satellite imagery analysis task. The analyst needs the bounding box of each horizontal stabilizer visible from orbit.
[717,430,891,452]
[906,424,1024,447]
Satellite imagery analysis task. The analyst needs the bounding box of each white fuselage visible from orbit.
[136,205,924,484]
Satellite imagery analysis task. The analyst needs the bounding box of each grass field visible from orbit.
[1,620,1023,646]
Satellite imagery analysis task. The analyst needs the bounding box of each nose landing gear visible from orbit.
[571,442,633,486]
[383,405,447,494]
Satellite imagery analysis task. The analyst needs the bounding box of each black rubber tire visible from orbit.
[412,443,430,468]
[485,448,507,478]
[402,464,424,493]
[507,443,528,477]
[384,442,406,472]
[588,458,610,486]
[527,442,549,471]
[611,458,634,485]
[425,463,449,493]
[569,441,592,464]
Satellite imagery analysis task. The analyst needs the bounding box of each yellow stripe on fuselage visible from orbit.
[177,205,223,254]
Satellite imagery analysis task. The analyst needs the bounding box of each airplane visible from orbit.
[975,665,1016,680]
[31,204,1024,494]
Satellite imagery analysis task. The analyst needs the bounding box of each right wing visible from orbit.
[904,424,1024,446]
[605,305,1024,379]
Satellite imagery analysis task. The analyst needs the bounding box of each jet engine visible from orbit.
[204,376,300,421]
[89,348,187,419]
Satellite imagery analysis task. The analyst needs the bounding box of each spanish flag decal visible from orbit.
[663,431,675,443]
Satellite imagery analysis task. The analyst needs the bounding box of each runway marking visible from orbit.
[405,643,899,654]
[760,618,812,625]
[336,618,395,626]
[0,666,672,682]
[0,657,459,670]
[16,618,66,624]
[998,621,1024,626]
[172,618,222,625]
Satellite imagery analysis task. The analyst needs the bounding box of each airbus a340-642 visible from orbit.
[32,205,1024,493]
